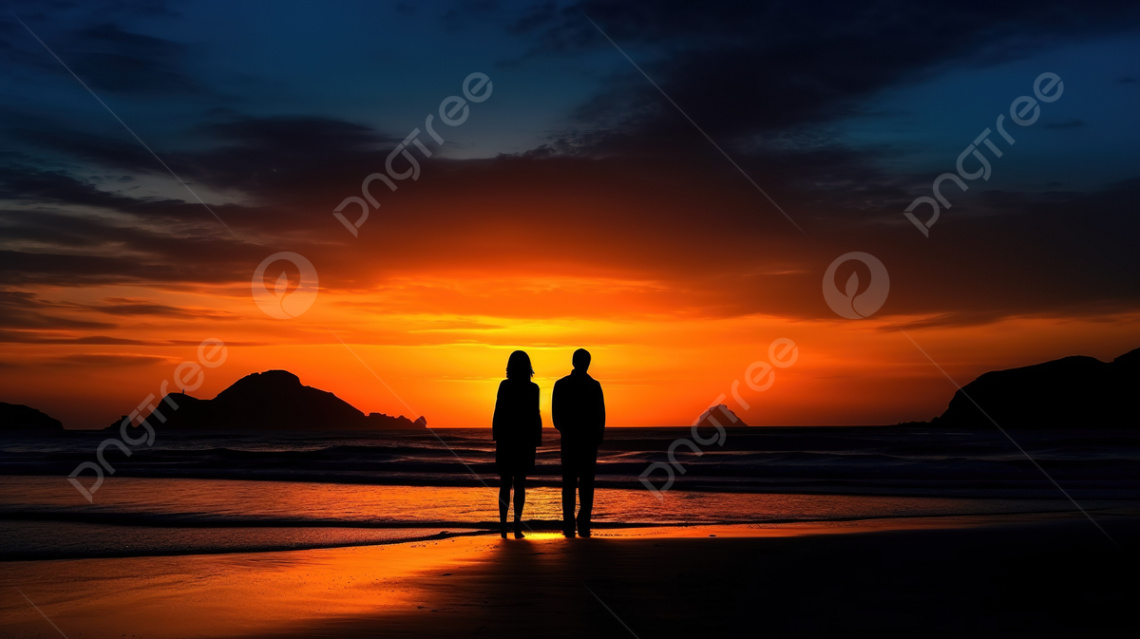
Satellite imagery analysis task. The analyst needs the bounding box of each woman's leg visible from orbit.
[513,474,527,538]
[498,474,511,537]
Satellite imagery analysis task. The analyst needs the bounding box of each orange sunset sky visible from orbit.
[2,3,1138,429]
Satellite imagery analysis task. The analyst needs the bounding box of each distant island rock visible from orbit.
[108,370,427,432]
[0,402,64,432]
[929,347,1139,429]
[695,404,748,428]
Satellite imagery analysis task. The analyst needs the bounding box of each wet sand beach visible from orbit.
[3,512,1137,638]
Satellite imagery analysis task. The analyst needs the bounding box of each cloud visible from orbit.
[2,135,1139,327]
[0,290,115,330]
[4,20,209,97]
[60,297,238,319]
[183,116,399,199]
[50,353,176,367]
[512,0,1140,151]
[0,168,250,229]
[1043,118,1087,130]
[0,331,155,344]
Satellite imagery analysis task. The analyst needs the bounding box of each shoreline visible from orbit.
[5,505,1138,562]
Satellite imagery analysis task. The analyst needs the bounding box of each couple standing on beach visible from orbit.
[492,348,605,539]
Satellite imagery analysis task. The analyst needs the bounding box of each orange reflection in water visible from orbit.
[0,537,498,639]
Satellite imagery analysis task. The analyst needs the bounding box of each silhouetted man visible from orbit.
[552,348,605,537]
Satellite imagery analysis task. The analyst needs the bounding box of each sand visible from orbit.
[2,512,1137,638]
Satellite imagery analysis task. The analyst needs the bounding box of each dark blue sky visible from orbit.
[4,1,1138,181]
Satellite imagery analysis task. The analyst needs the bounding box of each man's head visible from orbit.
[572,348,591,372]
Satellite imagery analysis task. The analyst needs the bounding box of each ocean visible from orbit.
[2,426,1138,560]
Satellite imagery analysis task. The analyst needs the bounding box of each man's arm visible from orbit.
[531,382,542,445]
[551,378,564,432]
[594,381,606,445]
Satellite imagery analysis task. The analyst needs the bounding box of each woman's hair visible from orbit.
[505,350,534,381]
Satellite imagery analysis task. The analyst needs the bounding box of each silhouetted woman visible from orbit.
[492,350,541,539]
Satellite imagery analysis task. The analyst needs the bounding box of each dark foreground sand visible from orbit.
[2,512,1137,638]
